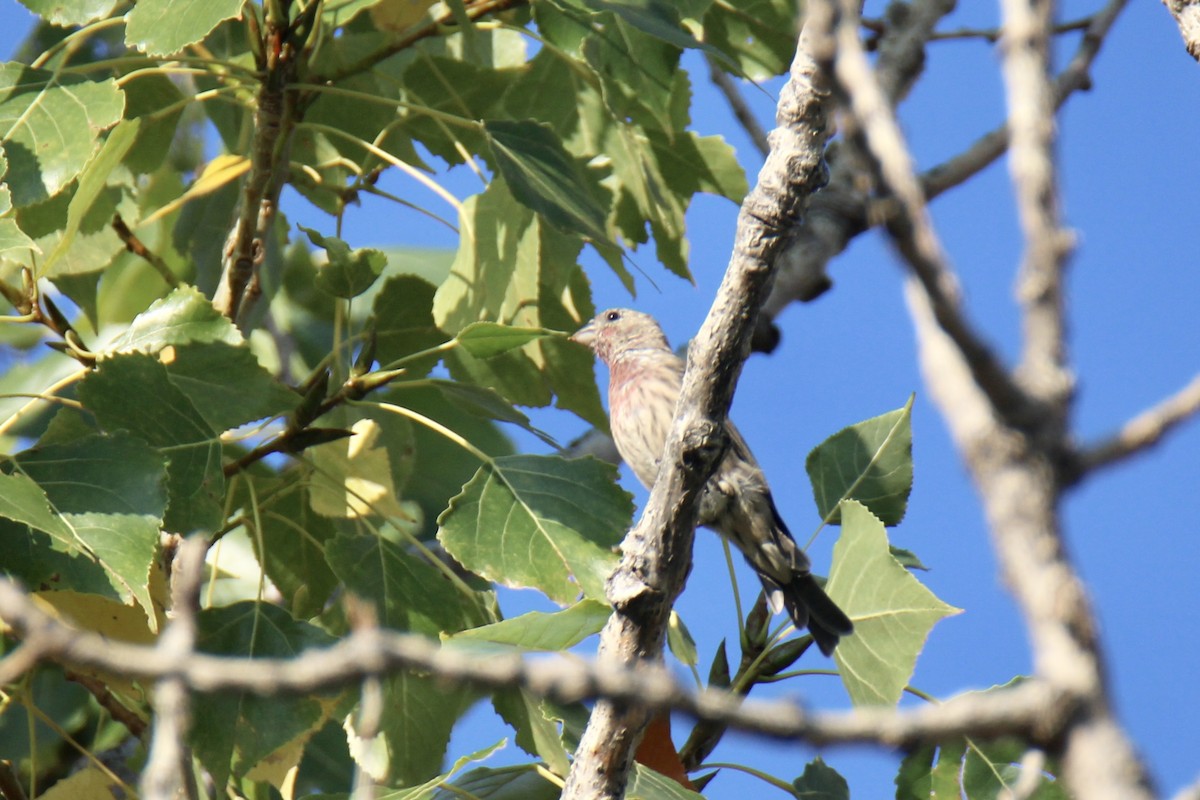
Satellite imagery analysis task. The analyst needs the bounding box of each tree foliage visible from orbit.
[0,0,1164,798]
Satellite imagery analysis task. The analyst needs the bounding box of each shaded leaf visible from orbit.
[13,433,167,625]
[308,419,409,519]
[827,501,960,706]
[438,455,632,603]
[427,379,558,447]
[302,225,388,298]
[484,120,610,243]
[806,396,914,526]
[793,756,849,800]
[373,274,446,375]
[191,602,342,788]
[433,764,560,800]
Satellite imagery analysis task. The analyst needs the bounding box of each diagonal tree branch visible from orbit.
[1072,371,1200,478]
[560,9,841,799]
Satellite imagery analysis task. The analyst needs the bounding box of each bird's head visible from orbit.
[570,308,671,365]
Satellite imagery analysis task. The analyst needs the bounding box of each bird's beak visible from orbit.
[569,319,597,348]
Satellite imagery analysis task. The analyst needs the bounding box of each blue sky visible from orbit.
[2,1,1197,797]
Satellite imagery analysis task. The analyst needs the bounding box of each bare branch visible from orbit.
[140,537,206,800]
[1001,0,1075,414]
[1164,0,1200,61]
[706,56,770,158]
[766,0,1129,319]
[0,575,1078,751]
[1074,372,1200,477]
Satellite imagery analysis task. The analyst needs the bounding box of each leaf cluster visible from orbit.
[0,1,1047,798]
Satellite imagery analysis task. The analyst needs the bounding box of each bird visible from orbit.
[571,308,853,655]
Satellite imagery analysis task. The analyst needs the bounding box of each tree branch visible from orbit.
[560,10,839,799]
[706,55,770,158]
[0,575,1079,751]
[1072,372,1200,478]
[1164,0,1200,61]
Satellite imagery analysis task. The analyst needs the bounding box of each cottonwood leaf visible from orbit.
[793,756,849,800]
[896,682,1066,800]
[827,501,960,707]
[428,379,557,448]
[19,0,120,25]
[456,322,552,359]
[302,225,387,298]
[0,64,124,205]
[126,0,246,56]
[806,396,914,526]
[191,602,342,788]
[450,599,609,650]
[308,420,409,519]
[13,433,167,627]
[433,764,560,800]
[484,120,610,244]
[110,285,243,352]
[437,455,632,604]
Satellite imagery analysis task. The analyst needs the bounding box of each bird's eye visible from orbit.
[605,310,621,322]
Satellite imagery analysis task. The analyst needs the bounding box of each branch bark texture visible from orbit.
[560,12,838,800]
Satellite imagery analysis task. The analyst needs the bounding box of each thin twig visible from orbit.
[112,213,181,288]
[706,55,770,158]
[1072,372,1200,478]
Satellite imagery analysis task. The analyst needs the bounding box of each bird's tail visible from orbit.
[775,572,854,657]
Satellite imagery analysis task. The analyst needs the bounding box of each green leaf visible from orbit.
[152,342,299,433]
[120,73,187,174]
[425,379,558,448]
[793,756,849,800]
[456,322,552,358]
[627,763,704,800]
[492,689,572,775]
[0,472,74,542]
[0,63,124,205]
[896,683,1066,800]
[301,225,388,298]
[125,0,247,56]
[236,474,340,619]
[702,0,798,81]
[13,433,167,625]
[110,286,244,352]
[437,455,632,604]
[484,120,611,244]
[0,150,37,256]
[827,501,960,707]
[806,396,914,526]
[79,353,224,532]
[40,120,140,276]
[18,0,120,25]
[191,602,342,788]
[326,533,491,634]
[450,599,609,650]
[433,764,560,800]
[373,274,447,375]
[666,610,698,667]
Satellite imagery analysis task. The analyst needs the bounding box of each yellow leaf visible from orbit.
[38,766,123,800]
[140,154,250,228]
[369,0,437,32]
[308,419,410,518]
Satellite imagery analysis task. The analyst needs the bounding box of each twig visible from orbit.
[706,55,769,158]
[1001,0,1074,417]
[140,537,207,800]
[1072,372,1200,478]
[862,14,1094,43]
[112,213,180,288]
[0,576,1079,749]
[0,761,27,800]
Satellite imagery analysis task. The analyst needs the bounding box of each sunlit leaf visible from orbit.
[125,0,247,56]
[437,455,632,604]
[806,397,914,526]
[450,599,609,650]
[0,64,124,205]
[827,501,960,706]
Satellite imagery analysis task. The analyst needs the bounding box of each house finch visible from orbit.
[572,308,853,655]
